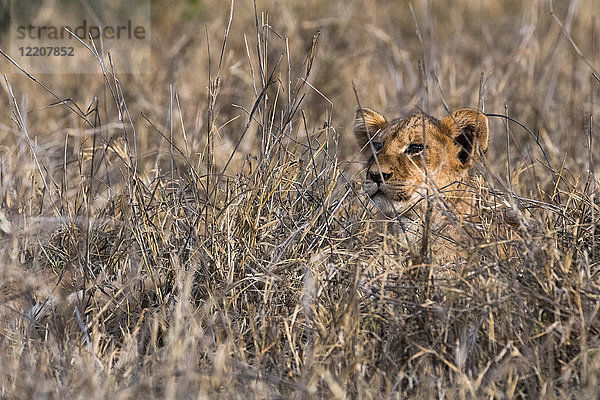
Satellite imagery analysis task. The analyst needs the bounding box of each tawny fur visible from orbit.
[354,107,489,251]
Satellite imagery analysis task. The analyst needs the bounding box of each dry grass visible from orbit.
[1,0,600,398]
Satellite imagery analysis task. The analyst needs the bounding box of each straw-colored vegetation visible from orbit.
[1,0,600,398]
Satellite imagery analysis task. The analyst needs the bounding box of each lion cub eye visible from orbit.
[371,141,383,152]
[405,144,424,155]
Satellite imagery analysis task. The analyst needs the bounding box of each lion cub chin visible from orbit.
[353,107,489,250]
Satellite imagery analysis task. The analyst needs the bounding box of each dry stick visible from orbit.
[550,0,600,84]
[76,29,122,128]
[210,0,236,167]
[419,115,431,268]
[262,12,270,157]
[478,72,486,114]
[301,110,319,198]
[253,0,266,156]
[265,78,280,155]
[114,72,138,175]
[252,1,265,90]
[286,37,292,137]
[74,305,103,372]
[202,27,216,245]
[431,69,450,116]
[504,103,512,189]
[409,2,429,113]
[590,16,597,254]
[301,77,333,132]
[105,52,135,173]
[244,34,259,98]
[409,2,434,267]
[217,0,235,78]
[83,99,101,281]
[173,93,200,249]
[101,55,114,192]
[175,92,190,161]
[62,132,70,208]
[585,113,595,244]
[169,84,175,195]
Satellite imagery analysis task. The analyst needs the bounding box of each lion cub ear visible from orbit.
[353,108,387,149]
[441,109,489,167]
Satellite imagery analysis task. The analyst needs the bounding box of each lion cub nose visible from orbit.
[369,171,392,184]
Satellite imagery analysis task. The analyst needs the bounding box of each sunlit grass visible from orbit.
[1,0,600,398]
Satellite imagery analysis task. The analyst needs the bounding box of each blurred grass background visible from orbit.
[0,0,600,398]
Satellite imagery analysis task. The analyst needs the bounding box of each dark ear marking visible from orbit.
[440,109,489,168]
[455,125,475,165]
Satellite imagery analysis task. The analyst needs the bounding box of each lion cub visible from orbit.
[354,107,489,249]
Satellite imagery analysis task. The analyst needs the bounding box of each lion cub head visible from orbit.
[354,108,489,216]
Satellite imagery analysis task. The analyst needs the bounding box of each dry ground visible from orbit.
[1,0,600,398]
